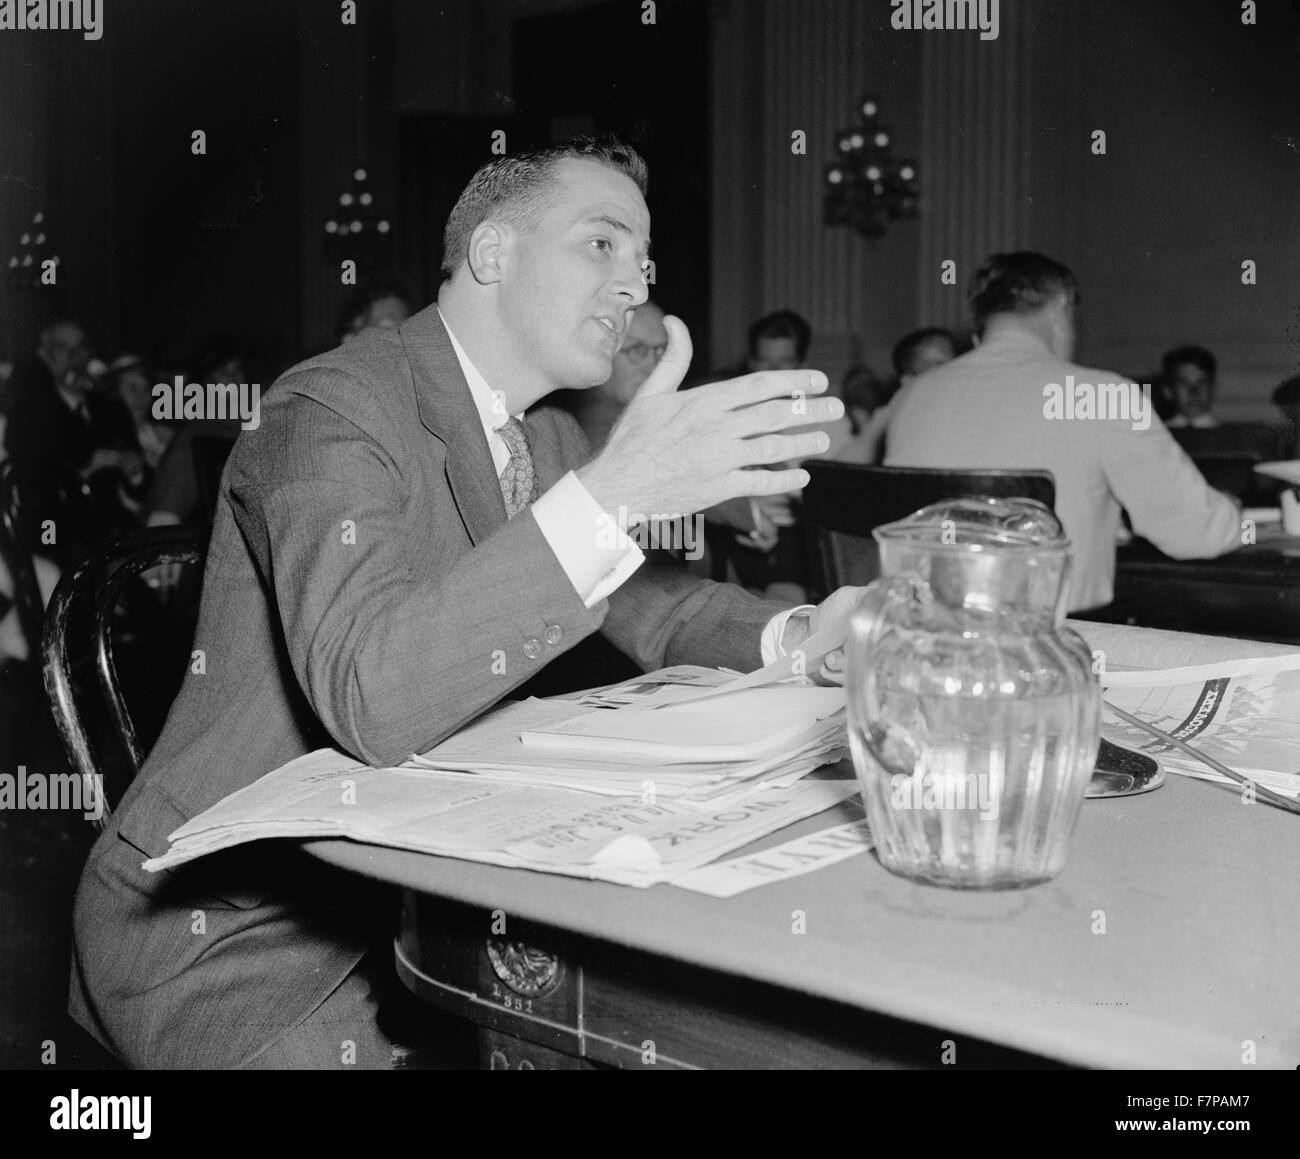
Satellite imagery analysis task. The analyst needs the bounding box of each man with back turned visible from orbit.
[885,251,1241,612]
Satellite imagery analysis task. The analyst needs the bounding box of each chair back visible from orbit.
[0,459,46,658]
[41,525,207,829]
[802,463,1057,588]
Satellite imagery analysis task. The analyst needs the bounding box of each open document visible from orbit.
[141,667,856,887]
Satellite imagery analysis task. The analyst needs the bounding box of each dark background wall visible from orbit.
[2,0,1296,413]
[1,0,301,381]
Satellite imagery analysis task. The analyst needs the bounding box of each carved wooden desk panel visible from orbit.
[393,892,1049,1069]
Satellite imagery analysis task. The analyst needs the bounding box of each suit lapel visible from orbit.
[397,304,507,544]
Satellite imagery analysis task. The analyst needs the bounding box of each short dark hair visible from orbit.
[969,252,1078,331]
[747,309,812,362]
[440,135,649,281]
[892,327,956,378]
[1162,344,1216,382]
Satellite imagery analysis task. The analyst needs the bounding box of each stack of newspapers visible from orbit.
[141,666,858,887]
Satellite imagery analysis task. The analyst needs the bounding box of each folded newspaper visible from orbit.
[1101,652,1300,798]
[1078,619,1300,798]
[141,666,856,887]
[139,623,1300,889]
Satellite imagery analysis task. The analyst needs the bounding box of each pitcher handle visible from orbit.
[846,574,926,671]
[845,574,928,777]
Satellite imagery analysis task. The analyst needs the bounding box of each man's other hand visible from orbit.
[782,585,866,685]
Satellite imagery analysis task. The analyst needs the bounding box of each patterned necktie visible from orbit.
[497,417,538,518]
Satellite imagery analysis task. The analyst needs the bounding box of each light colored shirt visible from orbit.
[438,312,798,661]
[884,328,1242,612]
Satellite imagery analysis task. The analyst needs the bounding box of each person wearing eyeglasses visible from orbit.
[561,299,668,447]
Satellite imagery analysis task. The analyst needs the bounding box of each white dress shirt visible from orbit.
[440,310,802,663]
[440,312,643,607]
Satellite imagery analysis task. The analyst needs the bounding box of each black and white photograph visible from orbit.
[1,0,1298,1112]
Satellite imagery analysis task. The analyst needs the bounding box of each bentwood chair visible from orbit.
[0,460,47,660]
[802,463,1057,589]
[41,525,208,830]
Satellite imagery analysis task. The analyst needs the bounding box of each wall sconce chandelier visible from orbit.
[322,167,392,260]
[823,95,919,239]
[6,211,59,290]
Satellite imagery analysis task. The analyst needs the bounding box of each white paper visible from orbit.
[1101,663,1300,796]
[673,818,873,897]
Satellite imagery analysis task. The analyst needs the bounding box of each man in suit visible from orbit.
[70,137,855,1068]
[885,252,1241,612]
[4,320,142,561]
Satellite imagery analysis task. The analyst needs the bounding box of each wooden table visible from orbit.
[1114,525,1300,641]
[304,624,1300,1070]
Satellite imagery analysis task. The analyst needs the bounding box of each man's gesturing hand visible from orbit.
[576,316,843,519]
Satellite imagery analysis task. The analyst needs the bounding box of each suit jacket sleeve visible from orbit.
[601,563,787,673]
[1097,415,1242,559]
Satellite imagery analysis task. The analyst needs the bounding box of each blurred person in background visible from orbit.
[555,299,667,448]
[820,363,892,463]
[337,281,413,346]
[885,252,1240,612]
[106,354,174,473]
[894,326,957,385]
[746,308,809,372]
[1160,345,1219,429]
[146,339,251,529]
[702,309,817,602]
[101,354,175,522]
[3,319,142,560]
[824,329,957,465]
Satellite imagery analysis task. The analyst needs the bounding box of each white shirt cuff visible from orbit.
[761,604,815,666]
[531,472,645,608]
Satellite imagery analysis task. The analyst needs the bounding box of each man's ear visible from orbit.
[466,221,509,286]
[1052,291,1074,328]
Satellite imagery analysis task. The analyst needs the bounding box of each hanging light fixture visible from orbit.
[323,166,392,258]
[6,211,58,290]
[322,22,392,265]
[824,94,919,239]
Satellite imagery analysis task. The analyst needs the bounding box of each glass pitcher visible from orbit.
[845,497,1100,889]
